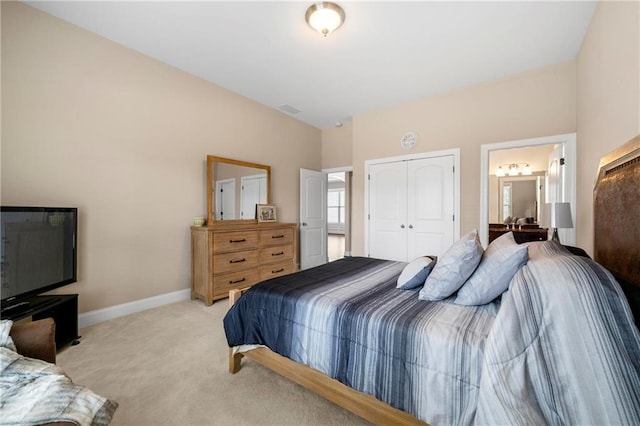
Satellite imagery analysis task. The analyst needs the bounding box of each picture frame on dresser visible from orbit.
[256,204,277,223]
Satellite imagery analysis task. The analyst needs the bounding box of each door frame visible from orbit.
[480,133,577,247]
[364,148,461,257]
[323,166,353,257]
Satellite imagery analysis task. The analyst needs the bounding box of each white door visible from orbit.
[546,144,564,203]
[300,169,327,270]
[241,174,267,219]
[407,156,454,258]
[368,155,455,261]
[368,161,408,261]
[215,179,235,220]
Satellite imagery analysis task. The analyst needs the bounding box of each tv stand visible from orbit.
[1,294,79,349]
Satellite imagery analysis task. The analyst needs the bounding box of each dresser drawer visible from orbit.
[259,244,294,264]
[212,231,259,254]
[212,249,259,274]
[213,269,261,297]
[260,261,295,281]
[259,228,294,247]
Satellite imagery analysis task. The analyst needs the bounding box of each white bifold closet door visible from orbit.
[368,155,454,261]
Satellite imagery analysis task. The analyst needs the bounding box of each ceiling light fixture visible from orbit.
[305,2,345,37]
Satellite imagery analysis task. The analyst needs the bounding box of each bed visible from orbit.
[223,136,640,425]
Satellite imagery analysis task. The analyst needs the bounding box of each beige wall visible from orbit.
[1,2,321,312]
[321,121,353,169]
[576,0,640,255]
[351,62,577,254]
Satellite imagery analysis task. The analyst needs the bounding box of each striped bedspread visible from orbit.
[224,245,640,425]
[224,256,500,424]
[476,241,640,425]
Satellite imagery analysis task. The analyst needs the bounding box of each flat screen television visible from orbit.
[1,207,77,310]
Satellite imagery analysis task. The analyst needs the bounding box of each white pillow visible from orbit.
[396,256,437,290]
[418,230,483,301]
[455,232,528,306]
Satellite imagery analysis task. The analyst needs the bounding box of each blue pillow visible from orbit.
[396,256,437,290]
[418,229,484,301]
[455,232,528,305]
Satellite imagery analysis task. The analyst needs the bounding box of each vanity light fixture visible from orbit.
[496,163,533,177]
[305,2,345,37]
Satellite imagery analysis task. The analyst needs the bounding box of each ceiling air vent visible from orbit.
[278,104,301,115]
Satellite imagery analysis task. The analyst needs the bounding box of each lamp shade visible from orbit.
[549,202,573,229]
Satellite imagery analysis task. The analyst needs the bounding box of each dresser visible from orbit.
[191,222,297,305]
[488,224,548,244]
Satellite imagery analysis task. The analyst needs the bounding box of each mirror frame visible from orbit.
[206,155,271,224]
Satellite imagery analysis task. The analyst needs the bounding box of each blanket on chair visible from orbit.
[0,321,117,426]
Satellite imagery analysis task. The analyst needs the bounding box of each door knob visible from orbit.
[301,222,308,226]
[408,225,413,229]
[400,224,405,229]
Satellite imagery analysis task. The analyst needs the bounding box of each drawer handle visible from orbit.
[229,278,246,284]
[271,235,285,239]
[272,268,285,274]
[229,258,246,264]
[272,251,284,256]
[230,238,246,243]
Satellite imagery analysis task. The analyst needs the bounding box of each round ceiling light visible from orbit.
[305,2,345,37]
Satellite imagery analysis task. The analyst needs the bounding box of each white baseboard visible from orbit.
[78,288,191,329]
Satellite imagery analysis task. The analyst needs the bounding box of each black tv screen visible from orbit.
[1,207,77,305]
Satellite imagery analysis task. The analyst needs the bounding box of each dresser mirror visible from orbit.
[206,155,271,224]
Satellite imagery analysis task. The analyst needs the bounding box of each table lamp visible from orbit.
[549,202,573,243]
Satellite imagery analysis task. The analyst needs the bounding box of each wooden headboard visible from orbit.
[594,135,640,324]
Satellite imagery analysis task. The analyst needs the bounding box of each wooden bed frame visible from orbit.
[226,134,640,426]
[227,288,426,425]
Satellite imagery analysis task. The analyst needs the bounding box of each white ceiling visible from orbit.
[25,1,597,129]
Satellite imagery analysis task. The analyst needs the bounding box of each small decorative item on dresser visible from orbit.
[256,204,277,223]
[193,216,205,227]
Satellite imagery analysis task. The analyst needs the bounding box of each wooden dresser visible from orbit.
[488,224,549,244]
[191,222,298,305]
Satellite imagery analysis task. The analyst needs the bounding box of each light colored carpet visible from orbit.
[57,299,369,426]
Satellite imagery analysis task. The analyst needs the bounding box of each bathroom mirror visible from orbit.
[497,175,541,223]
[206,155,271,224]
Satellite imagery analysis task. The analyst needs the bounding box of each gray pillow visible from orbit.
[396,256,437,290]
[454,232,528,306]
[418,230,483,301]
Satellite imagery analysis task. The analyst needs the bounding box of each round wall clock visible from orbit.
[400,132,418,149]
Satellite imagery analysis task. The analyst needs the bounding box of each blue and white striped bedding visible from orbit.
[224,243,640,424]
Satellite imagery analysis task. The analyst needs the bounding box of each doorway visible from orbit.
[327,171,347,261]
[480,133,577,246]
[299,167,353,269]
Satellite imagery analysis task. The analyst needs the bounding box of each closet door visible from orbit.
[407,156,455,259]
[368,161,408,261]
